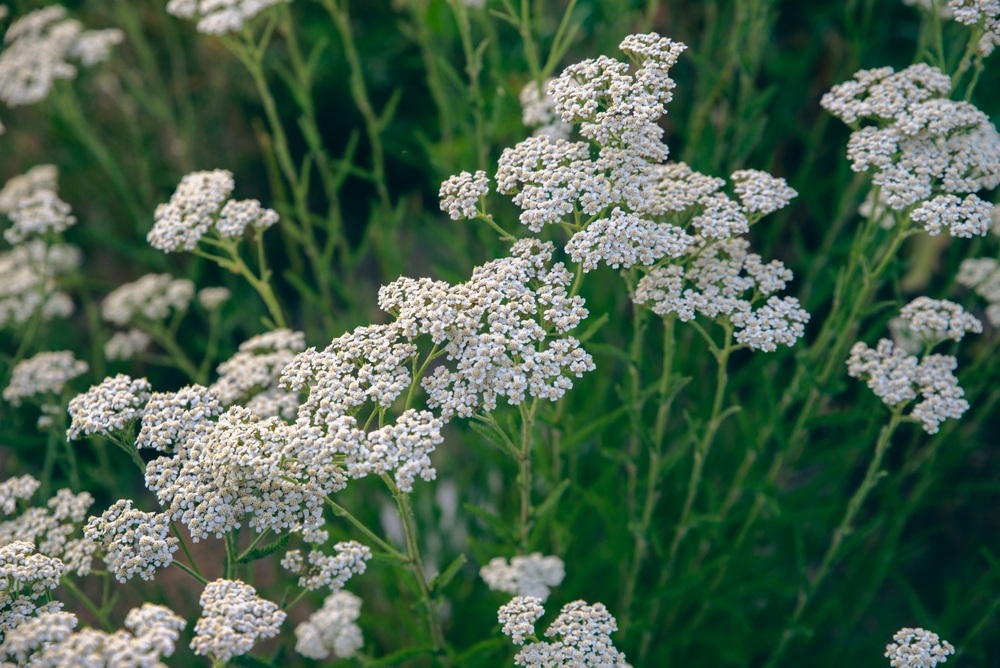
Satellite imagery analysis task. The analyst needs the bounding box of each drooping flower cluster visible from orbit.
[0,483,96,577]
[0,604,186,667]
[3,350,87,407]
[885,627,955,667]
[293,591,364,660]
[847,298,977,434]
[209,329,306,420]
[190,579,286,663]
[0,5,122,108]
[83,499,179,582]
[498,596,631,667]
[280,541,372,592]
[66,373,153,439]
[167,0,291,35]
[480,553,565,601]
[822,64,1000,230]
[147,169,278,252]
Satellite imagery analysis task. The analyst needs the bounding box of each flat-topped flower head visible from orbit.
[730,169,798,217]
[191,579,286,662]
[101,273,195,326]
[885,627,955,667]
[211,328,306,420]
[167,0,291,35]
[847,338,968,433]
[147,169,235,252]
[3,351,87,406]
[500,597,631,666]
[897,297,982,344]
[294,591,364,660]
[215,198,279,238]
[0,241,79,330]
[66,373,152,439]
[480,553,565,600]
[0,165,59,215]
[3,189,75,244]
[0,475,40,515]
[281,541,372,592]
[83,499,179,582]
[0,5,122,107]
[439,170,489,220]
[136,384,221,451]
[498,596,545,645]
[909,193,994,237]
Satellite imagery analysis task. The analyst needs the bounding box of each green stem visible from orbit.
[517,399,539,551]
[60,577,115,632]
[325,497,407,561]
[765,406,904,668]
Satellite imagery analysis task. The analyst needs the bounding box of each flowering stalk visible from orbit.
[765,405,905,667]
[517,399,539,551]
[193,234,287,329]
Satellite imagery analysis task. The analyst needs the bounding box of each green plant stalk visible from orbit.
[60,577,115,632]
[449,0,490,171]
[517,398,539,551]
[172,521,205,580]
[619,315,676,636]
[386,476,451,666]
[765,405,904,668]
[143,320,202,382]
[325,497,407,561]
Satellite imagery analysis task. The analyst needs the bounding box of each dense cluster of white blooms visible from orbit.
[66,373,153,439]
[847,319,970,434]
[167,0,290,35]
[105,328,153,361]
[136,383,221,451]
[957,257,1000,326]
[439,170,489,220]
[190,579,286,662]
[822,64,1000,231]
[0,540,66,637]
[148,169,279,252]
[210,328,305,419]
[83,499,179,582]
[903,0,1000,54]
[281,541,371,592]
[0,483,95,578]
[498,596,631,666]
[885,627,955,667]
[294,591,364,660]
[2,350,87,406]
[377,239,594,418]
[101,273,195,327]
[635,235,809,352]
[480,553,565,601]
[0,166,79,329]
[519,78,572,140]
[0,604,185,667]
[897,297,983,343]
[0,5,122,109]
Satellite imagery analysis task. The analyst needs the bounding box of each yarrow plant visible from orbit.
[2,1,998,666]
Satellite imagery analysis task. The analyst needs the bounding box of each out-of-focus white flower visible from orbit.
[294,591,364,660]
[101,273,195,326]
[167,0,290,35]
[480,553,565,600]
[3,351,87,406]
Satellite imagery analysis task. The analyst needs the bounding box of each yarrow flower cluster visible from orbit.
[519,78,572,140]
[281,541,372,592]
[3,188,76,245]
[847,326,971,434]
[83,499,179,582]
[379,239,594,418]
[101,273,195,327]
[136,384,221,451]
[210,328,306,420]
[190,579,286,663]
[0,604,186,667]
[498,596,631,666]
[293,591,364,660]
[0,541,67,635]
[480,553,565,600]
[0,484,96,577]
[822,64,1000,224]
[148,169,279,252]
[956,256,1000,326]
[2,350,87,407]
[167,0,290,35]
[885,627,955,667]
[0,5,123,108]
[439,170,489,220]
[66,373,153,439]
